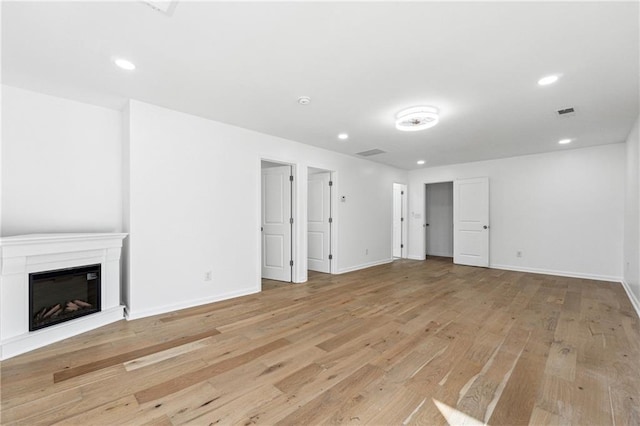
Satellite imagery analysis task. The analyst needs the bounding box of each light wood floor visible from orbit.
[2,259,639,425]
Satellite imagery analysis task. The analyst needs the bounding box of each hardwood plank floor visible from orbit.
[2,259,639,425]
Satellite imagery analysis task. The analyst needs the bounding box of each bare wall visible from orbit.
[1,85,122,236]
[408,144,625,281]
[124,100,407,319]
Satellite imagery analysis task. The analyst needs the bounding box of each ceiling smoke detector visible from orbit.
[297,96,311,105]
[395,106,439,132]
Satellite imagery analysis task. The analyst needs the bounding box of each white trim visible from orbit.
[490,263,622,283]
[621,279,640,319]
[1,306,125,360]
[408,255,424,261]
[125,288,259,320]
[337,258,393,274]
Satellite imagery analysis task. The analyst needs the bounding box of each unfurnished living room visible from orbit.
[1,1,639,425]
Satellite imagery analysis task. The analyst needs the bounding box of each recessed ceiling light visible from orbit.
[298,96,311,105]
[396,106,439,132]
[114,58,136,71]
[338,133,349,140]
[417,160,425,165]
[558,138,572,145]
[538,75,559,86]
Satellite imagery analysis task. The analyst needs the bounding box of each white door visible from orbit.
[453,177,489,267]
[307,172,331,273]
[262,166,292,281]
[392,183,407,258]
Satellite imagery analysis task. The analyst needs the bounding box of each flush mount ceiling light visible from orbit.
[297,96,311,105]
[395,106,439,132]
[538,75,559,86]
[338,133,349,140]
[114,58,136,71]
[558,138,572,145]
[417,160,426,165]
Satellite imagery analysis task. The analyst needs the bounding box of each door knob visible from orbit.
[483,225,488,229]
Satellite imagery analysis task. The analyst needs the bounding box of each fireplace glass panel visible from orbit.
[29,264,101,331]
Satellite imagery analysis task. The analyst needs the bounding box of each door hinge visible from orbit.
[401,244,404,248]
[329,217,333,223]
[329,254,333,260]
[289,175,294,182]
[329,180,333,186]
[401,191,404,195]
[289,260,294,267]
[401,217,404,222]
[289,217,294,224]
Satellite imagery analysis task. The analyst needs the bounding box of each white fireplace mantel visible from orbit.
[0,233,127,359]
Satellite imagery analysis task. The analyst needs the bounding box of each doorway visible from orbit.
[423,178,490,267]
[261,160,294,283]
[425,182,454,259]
[392,183,407,258]
[307,167,333,274]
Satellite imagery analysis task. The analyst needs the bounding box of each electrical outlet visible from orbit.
[204,271,212,281]
[516,251,522,258]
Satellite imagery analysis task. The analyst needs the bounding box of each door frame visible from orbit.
[392,183,408,259]
[424,181,454,259]
[260,158,297,284]
[419,178,489,265]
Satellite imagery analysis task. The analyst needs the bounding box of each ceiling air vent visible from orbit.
[356,149,386,157]
[556,107,576,117]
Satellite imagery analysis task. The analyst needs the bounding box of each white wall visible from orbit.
[408,144,625,281]
[1,86,122,236]
[623,116,640,313]
[426,182,453,257]
[125,100,407,319]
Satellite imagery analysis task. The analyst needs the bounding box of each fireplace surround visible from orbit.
[0,233,127,359]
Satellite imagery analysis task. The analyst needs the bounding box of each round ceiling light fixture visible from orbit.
[338,133,349,140]
[297,96,311,105]
[417,160,426,165]
[558,138,572,145]
[395,106,439,132]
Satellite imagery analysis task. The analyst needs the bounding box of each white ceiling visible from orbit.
[3,1,638,170]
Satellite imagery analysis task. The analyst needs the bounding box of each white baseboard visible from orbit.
[0,306,125,360]
[621,279,640,319]
[125,287,260,320]
[408,255,424,261]
[490,263,622,283]
[337,258,393,274]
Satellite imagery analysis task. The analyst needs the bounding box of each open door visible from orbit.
[261,165,292,282]
[453,177,489,267]
[307,171,331,273]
